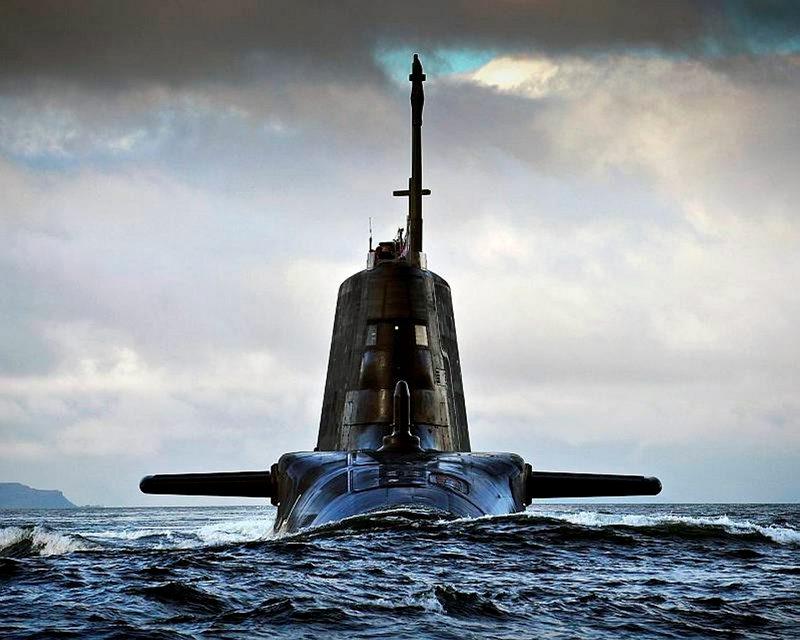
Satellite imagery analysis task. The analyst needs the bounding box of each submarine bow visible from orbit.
[140,54,662,532]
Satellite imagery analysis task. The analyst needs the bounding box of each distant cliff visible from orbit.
[0,483,76,508]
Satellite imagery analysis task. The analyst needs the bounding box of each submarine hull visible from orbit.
[273,451,526,532]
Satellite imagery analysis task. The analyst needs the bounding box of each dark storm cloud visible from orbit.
[1,1,798,90]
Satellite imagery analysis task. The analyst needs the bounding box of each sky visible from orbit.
[1,1,799,505]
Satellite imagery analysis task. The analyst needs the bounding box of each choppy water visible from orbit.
[1,504,798,639]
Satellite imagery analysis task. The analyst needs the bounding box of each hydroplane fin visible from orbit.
[140,471,273,498]
[526,470,662,499]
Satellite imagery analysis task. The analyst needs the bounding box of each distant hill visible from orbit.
[0,483,76,508]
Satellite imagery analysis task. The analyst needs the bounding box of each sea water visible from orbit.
[1,504,798,639]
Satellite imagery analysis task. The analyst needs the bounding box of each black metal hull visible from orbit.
[273,451,527,532]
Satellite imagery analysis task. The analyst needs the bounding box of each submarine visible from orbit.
[140,54,662,532]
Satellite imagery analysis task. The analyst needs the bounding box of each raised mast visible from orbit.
[393,53,430,255]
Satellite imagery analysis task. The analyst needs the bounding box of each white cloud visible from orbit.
[471,57,560,95]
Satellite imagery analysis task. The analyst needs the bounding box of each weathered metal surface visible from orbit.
[316,260,468,452]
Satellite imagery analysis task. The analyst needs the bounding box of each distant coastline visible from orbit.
[0,482,76,509]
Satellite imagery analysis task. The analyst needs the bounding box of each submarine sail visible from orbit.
[140,54,662,532]
[318,54,468,453]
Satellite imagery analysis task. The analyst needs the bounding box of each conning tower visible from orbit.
[317,54,469,452]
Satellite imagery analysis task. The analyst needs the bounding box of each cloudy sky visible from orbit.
[1,1,798,505]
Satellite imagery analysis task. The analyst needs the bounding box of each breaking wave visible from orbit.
[0,516,278,557]
[291,507,800,547]
[0,525,94,557]
[526,510,800,546]
[2,508,797,560]
[88,516,276,548]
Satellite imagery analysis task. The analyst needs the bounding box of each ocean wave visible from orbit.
[528,511,800,545]
[0,525,94,557]
[88,528,179,541]
[431,584,510,618]
[257,506,800,548]
[131,581,227,614]
[283,507,446,540]
[0,514,278,557]
[211,597,354,626]
[3,508,797,558]
[86,518,275,548]
[193,517,276,546]
[2,505,796,639]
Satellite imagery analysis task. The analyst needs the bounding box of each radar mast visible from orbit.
[393,54,431,258]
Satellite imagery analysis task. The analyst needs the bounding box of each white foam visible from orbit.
[92,517,278,549]
[31,526,90,556]
[530,510,800,545]
[755,524,800,545]
[0,526,27,549]
[1,516,277,555]
[194,517,276,546]
[417,590,446,614]
[88,528,176,541]
[0,525,91,556]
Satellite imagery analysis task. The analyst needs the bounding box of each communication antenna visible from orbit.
[369,217,373,251]
[393,53,430,255]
